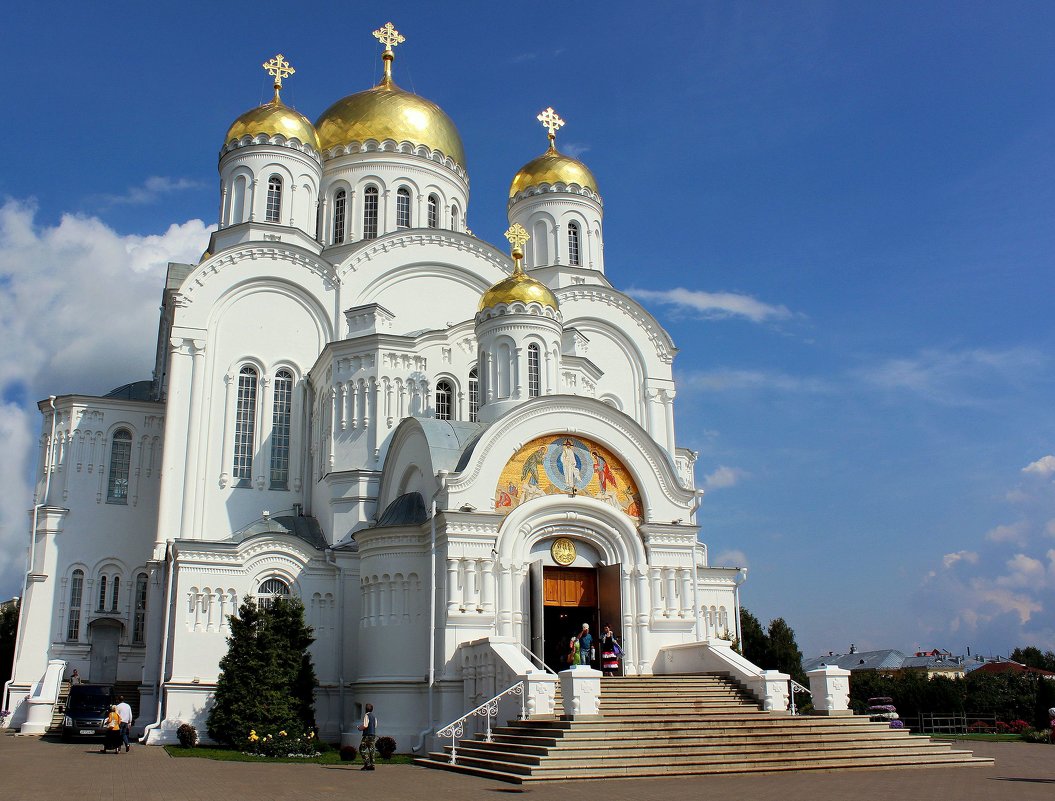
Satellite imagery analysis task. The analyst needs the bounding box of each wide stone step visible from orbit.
[483,730,919,752]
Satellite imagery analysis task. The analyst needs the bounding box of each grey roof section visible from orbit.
[166,262,195,290]
[412,419,485,474]
[803,649,907,673]
[376,492,427,528]
[900,654,965,669]
[230,514,328,550]
[104,380,155,401]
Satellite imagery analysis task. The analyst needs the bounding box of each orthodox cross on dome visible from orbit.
[373,22,405,83]
[537,107,565,150]
[262,54,295,103]
[504,223,530,272]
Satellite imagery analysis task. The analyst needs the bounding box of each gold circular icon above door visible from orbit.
[550,537,577,566]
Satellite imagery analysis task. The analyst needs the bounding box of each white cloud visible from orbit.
[942,550,978,569]
[679,368,830,394]
[628,287,793,323]
[703,465,748,490]
[856,346,1044,406]
[561,142,591,159]
[1023,455,1055,477]
[713,549,749,568]
[994,553,1047,590]
[984,520,1030,545]
[0,199,211,591]
[94,176,204,207]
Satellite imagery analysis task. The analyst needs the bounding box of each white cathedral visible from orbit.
[5,26,748,745]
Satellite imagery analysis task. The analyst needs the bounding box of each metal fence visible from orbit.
[916,712,998,734]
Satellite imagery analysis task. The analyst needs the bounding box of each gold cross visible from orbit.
[373,22,405,51]
[263,54,295,89]
[537,107,565,145]
[504,223,530,252]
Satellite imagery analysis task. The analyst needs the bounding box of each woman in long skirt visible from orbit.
[600,624,620,676]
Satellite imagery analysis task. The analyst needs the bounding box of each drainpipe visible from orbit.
[733,567,748,646]
[412,469,448,753]
[3,396,58,715]
[689,489,705,642]
[141,541,175,743]
[325,549,345,730]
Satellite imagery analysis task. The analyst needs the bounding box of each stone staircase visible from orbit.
[415,674,993,783]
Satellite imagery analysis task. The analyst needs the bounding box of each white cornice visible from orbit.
[182,245,340,303]
[337,231,510,280]
[220,135,321,163]
[556,286,677,364]
[320,139,468,182]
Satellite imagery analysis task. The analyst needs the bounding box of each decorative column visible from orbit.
[678,569,692,618]
[446,558,460,615]
[157,337,193,544]
[663,568,677,618]
[480,557,495,615]
[634,567,649,675]
[649,567,663,619]
[497,563,514,636]
[512,347,523,399]
[339,382,348,430]
[661,389,677,454]
[257,375,274,490]
[462,558,477,612]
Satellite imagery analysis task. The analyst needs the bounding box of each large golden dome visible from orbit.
[509,144,598,199]
[225,99,321,151]
[315,78,465,165]
[479,269,559,312]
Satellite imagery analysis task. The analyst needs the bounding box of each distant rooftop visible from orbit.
[103,380,155,402]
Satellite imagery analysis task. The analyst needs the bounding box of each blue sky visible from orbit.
[1,1,1053,659]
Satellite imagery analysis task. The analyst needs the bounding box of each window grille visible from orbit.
[265,175,282,223]
[468,368,479,422]
[396,187,411,229]
[106,429,132,503]
[98,575,107,611]
[527,344,541,398]
[257,577,290,609]
[451,204,459,231]
[233,366,258,486]
[333,190,346,244]
[363,186,379,239]
[132,573,148,645]
[67,569,83,641]
[427,194,439,228]
[568,222,581,266]
[110,576,120,611]
[435,380,453,420]
[270,370,293,489]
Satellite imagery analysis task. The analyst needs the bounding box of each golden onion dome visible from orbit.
[479,269,559,312]
[315,77,465,166]
[509,143,598,199]
[225,98,321,151]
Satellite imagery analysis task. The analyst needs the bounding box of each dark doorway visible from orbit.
[541,566,598,672]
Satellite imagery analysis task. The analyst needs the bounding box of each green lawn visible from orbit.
[163,745,415,765]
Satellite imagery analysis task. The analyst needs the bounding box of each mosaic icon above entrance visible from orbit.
[495,434,642,519]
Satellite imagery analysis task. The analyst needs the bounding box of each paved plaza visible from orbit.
[0,735,1051,801]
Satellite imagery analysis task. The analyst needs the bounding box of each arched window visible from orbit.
[567,222,581,266]
[396,187,411,229]
[333,190,346,244]
[527,343,541,398]
[132,573,148,645]
[110,575,120,611]
[468,367,479,423]
[257,577,290,609]
[106,429,133,503]
[265,175,282,223]
[67,569,84,641]
[97,575,108,611]
[451,204,460,231]
[363,186,379,239]
[270,369,293,490]
[435,380,453,421]
[233,365,258,487]
[427,194,439,229]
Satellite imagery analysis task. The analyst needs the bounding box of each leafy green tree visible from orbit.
[738,607,768,665]
[207,597,317,746]
[0,599,20,689]
[766,618,806,684]
[1010,646,1055,672]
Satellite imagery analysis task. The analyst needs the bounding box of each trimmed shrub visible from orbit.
[376,735,397,759]
[340,745,358,761]
[176,723,198,748]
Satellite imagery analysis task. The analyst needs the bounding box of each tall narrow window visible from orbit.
[110,576,120,611]
[67,569,84,641]
[333,190,346,244]
[257,577,290,609]
[527,344,541,398]
[396,187,411,229]
[132,573,148,645]
[451,204,460,231]
[265,175,282,223]
[106,429,132,503]
[363,186,379,239]
[270,369,293,490]
[427,194,439,228]
[233,366,258,487]
[98,575,108,611]
[468,368,479,423]
[567,222,581,266]
[435,380,453,421]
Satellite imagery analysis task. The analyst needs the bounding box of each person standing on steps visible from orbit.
[115,695,133,752]
[358,703,377,770]
[578,623,593,667]
[600,624,620,676]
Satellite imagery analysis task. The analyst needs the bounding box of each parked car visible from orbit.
[61,684,113,741]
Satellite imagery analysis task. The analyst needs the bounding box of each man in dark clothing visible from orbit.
[358,703,377,770]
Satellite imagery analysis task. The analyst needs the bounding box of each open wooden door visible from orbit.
[529,560,544,661]
[598,563,623,670]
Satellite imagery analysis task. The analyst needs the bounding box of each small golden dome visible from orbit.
[225,99,321,151]
[479,270,559,312]
[315,79,465,165]
[509,144,598,199]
